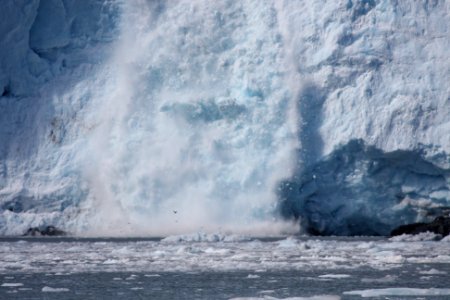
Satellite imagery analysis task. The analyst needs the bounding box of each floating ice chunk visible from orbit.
[277,237,298,248]
[361,275,397,283]
[152,250,166,257]
[441,235,450,242]
[435,255,450,262]
[1,283,23,287]
[318,274,350,279]
[344,288,450,297]
[42,286,70,292]
[162,233,250,243]
[389,232,442,242]
[370,250,405,264]
[204,247,232,255]
[223,235,252,243]
[111,247,132,255]
[419,268,447,275]
[229,296,341,300]
[103,259,119,264]
[259,290,275,294]
[246,274,260,279]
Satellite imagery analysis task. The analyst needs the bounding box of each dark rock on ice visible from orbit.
[390,216,450,237]
[23,226,66,236]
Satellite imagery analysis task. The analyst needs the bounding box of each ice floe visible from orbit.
[344,288,450,297]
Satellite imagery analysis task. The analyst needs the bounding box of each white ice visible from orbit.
[389,232,442,242]
[0,236,448,274]
[344,288,450,297]
[229,296,341,300]
[419,268,447,275]
[1,283,23,287]
[0,0,449,236]
[41,286,70,292]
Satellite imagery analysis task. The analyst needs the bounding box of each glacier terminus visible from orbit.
[1,1,450,299]
[0,0,449,237]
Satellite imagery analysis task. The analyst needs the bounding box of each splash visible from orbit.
[68,0,299,236]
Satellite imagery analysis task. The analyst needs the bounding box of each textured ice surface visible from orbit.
[0,0,449,236]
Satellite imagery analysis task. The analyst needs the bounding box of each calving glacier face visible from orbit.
[0,0,120,234]
[74,0,298,235]
[276,0,450,235]
[279,140,450,236]
[0,0,299,236]
[0,0,449,236]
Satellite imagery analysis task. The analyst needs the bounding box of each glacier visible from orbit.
[0,0,449,236]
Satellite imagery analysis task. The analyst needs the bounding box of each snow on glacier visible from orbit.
[0,0,449,236]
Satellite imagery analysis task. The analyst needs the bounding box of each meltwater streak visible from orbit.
[75,0,299,236]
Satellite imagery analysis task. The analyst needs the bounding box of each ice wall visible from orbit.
[276,0,450,235]
[0,0,120,234]
[0,0,449,236]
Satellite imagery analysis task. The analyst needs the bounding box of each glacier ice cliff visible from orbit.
[0,0,449,236]
[279,140,450,235]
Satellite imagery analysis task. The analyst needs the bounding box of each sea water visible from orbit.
[0,235,449,299]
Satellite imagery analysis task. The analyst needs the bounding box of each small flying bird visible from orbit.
[173,210,178,214]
